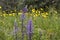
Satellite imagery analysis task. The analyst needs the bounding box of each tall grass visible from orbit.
[0,9,60,40]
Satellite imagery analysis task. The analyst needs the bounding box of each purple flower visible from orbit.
[14,19,18,33]
[13,19,18,40]
[21,13,25,20]
[21,13,25,40]
[21,5,27,40]
[27,18,33,40]
[27,20,33,34]
[22,5,28,13]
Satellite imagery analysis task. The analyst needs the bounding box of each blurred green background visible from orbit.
[0,0,60,40]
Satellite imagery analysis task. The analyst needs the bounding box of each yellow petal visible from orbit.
[32,9,35,13]
[9,14,12,16]
[0,6,2,9]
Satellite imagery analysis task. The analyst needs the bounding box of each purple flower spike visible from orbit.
[14,19,18,40]
[27,19,33,34]
[21,12,25,40]
[21,13,25,20]
[27,18,33,40]
[21,5,27,40]
[14,19,18,33]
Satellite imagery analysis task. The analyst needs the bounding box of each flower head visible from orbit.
[13,19,18,35]
[22,5,28,13]
[32,9,35,13]
[21,13,25,20]
[26,17,33,40]
[27,17,33,34]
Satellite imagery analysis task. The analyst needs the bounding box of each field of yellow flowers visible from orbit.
[0,8,60,40]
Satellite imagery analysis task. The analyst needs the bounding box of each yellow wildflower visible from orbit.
[35,14,38,17]
[38,11,40,13]
[0,6,2,9]
[43,15,47,18]
[36,11,38,13]
[40,8,43,10]
[9,14,12,16]
[45,12,48,15]
[41,13,45,15]
[18,12,22,15]
[33,14,38,17]
[42,15,47,18]
[32,9,35,13]
[41,13,47,18]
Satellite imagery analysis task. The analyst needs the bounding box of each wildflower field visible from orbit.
[0,7,60,40]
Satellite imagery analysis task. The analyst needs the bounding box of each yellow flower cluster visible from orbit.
[0,8,49,19]
[0,12,22,17]
[41,12,48,18]
[32,9,36,13]
[32,8,49,18]
[32,9,41,13]
[33,14,38,17]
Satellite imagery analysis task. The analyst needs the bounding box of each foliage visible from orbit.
[0,8,60,40]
